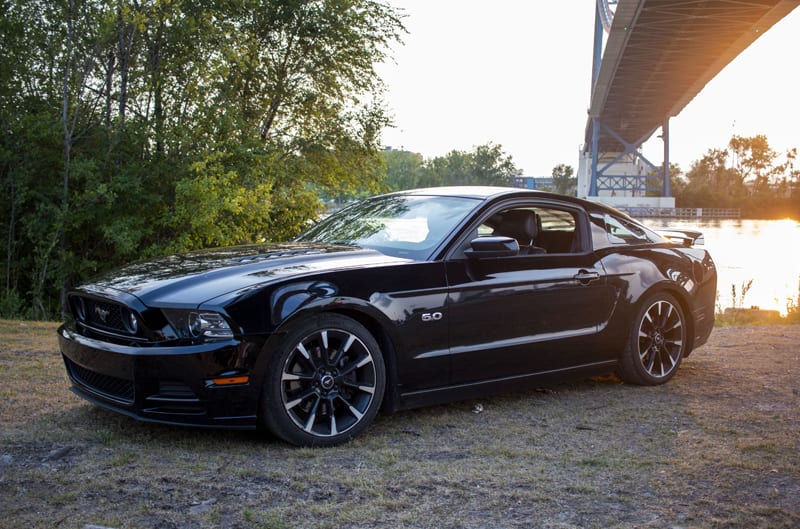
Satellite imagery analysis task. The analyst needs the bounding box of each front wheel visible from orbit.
[261,314,386,446]
[617,293,687,385]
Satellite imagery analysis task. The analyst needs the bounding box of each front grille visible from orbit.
[69,295,144,341]
[88,300,126,330]
[65,357,135,405]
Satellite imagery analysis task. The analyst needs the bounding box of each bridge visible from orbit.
[579,0,799,209]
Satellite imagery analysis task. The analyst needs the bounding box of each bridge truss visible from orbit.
[583,0,799,203]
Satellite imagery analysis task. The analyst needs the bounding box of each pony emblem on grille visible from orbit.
[94,305,110,323]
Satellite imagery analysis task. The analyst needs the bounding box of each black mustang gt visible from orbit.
[58,187,717,446]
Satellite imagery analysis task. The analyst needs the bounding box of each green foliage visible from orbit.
[550,164,576,195]
[674,135,799,218]
[382,143,521,191]
[382,149,425,191]
[171,149,276,251]
[0,0,404,319]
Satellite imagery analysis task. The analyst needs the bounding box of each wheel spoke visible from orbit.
[666,352,678,368]
[282,371,314,382]
[331,334,356,366]
[644,347,656,372]
[303,396,321,433]
[321,330,329,354]
[338,354,373,378]
[296,342,311,361]
[341,380,376,395]
[346,403,364,421]
[329,411,338,436]
[296,342,320,371]
[284,387,317,411]
[334,394,366,421]
[661,303,673,324]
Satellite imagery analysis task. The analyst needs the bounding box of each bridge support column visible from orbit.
[662,118,671,197]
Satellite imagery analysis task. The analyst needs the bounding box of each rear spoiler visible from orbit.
[657,229,705,247]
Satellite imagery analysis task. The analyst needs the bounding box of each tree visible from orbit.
[382,150,425,191]
[678,148,742,208]
[729,134,779,195]
[425,144,520,187]
[0,0,405,319]
[673,135,799,217]
[551,164,576,195]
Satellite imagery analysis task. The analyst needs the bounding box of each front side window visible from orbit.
[455,204,583,257]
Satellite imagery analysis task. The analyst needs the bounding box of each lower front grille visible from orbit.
[143,382,205,416]
[65,357,135,405]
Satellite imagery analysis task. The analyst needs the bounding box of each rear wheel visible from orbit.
[617,293,687,385]
[261,314,385,446]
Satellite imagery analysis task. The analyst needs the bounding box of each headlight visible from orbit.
[162,310,235,341]
[188,312,233,339]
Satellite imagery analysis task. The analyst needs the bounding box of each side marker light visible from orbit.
[210,376,250,386]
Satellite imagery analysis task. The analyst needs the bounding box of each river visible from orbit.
[641,218,800,315]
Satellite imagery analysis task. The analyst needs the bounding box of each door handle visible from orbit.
[574,269,600,284]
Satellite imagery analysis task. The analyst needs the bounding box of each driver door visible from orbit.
[444,203,617,385]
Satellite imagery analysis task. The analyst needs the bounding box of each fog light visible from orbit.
[73,297,87,321]
[122,309,139,334]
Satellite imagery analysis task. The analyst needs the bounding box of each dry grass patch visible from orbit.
[1,322,799,528]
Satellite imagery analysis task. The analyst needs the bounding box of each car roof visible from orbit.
[398,186,521,199]
[392,186,626,217]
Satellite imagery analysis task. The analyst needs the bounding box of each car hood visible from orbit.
[78,243,407,308]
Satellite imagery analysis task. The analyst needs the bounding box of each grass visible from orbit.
[1,321,799,528]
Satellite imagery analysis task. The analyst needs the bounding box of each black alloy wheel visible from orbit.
[262,314,386,446]
[617,293,687,385]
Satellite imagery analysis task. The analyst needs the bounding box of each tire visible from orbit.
[617,293,687,385]
[261,313,386,446]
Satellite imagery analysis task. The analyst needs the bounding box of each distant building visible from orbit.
[513,176,554,191]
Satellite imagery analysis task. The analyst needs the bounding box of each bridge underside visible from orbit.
[583,0,798,202]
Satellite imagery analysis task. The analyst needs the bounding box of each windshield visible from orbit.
[297,194,480,259]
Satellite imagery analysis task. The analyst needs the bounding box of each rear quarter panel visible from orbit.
[597,244,716,353]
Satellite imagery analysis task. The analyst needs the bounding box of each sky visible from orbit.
[376,1,800,177]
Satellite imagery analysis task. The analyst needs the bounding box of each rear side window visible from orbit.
[604,214,663,244]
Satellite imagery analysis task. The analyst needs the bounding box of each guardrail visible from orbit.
[621,207,741,219]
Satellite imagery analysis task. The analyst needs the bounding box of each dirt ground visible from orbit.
[0,322,798,529]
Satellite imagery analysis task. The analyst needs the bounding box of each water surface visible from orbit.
[643,218,800,315]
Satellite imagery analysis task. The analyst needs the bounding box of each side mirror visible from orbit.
[464,236,519,259]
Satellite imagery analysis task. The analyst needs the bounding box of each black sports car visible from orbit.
[58,187,716,446]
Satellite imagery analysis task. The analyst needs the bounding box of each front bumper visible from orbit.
[58,326,266,429]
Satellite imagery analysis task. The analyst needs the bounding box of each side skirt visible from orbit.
[392,360,618,412]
